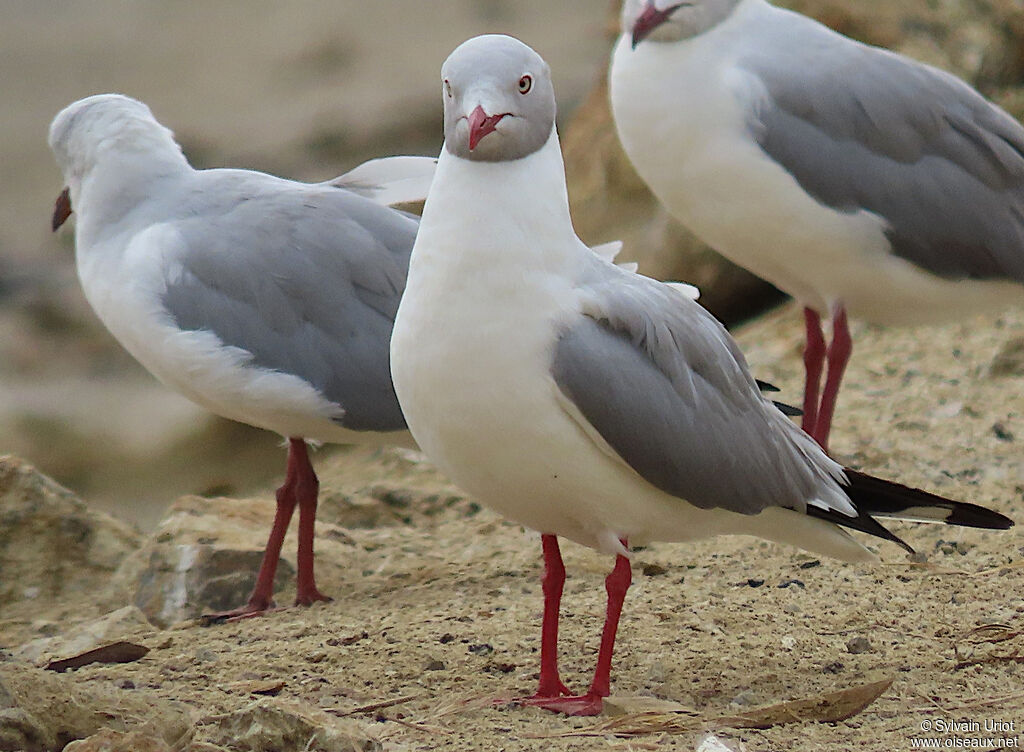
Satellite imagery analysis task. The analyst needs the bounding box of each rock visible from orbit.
[0,662,190,752]
[846,636,873,654]
[641,562,668,577]
[13,606,154,665]
[990,337,1024,377]
[63,728,174,752]
[0,456,140,609]
[111,495,302,627]
[198,700,380,752]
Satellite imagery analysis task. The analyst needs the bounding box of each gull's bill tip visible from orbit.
[52,187,72,232]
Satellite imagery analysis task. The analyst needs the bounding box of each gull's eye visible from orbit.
[444,79,453,98]
[518,75,532,95]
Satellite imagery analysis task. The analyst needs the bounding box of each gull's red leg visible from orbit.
[814,304,852,452]
[292,438,331,606]
[523,540,632,716]
[202,438,305,622]
[802,306,826,437]
[509,534,572,703]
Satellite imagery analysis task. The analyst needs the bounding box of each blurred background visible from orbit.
[4,0,1024,528]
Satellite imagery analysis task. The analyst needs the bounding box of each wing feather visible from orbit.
[162,177,416,432]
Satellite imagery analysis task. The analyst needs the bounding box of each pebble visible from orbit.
[846,636,873,654]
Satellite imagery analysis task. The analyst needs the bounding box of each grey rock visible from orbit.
[0,456,140,608]
[846,636,873,654]
[199,700,380,752]
[112,495,303,627]
[0,662,189,752]
[12,606,154,665]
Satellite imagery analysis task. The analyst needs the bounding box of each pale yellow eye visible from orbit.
[444,79,453,98]
[518,75,532,95]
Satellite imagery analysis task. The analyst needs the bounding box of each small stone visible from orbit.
[822,661,844,674]
[990,337,1024,377]
[780,635,797,649]
[782,603,802,615]
[992,422,1015,442]
[697,733,747,752]
[730,689,758,707]
[484,662,516,674]
[467,643,493,656]
[777,578,805,589]
[846,636,872,654]
[641,562,668,577]
[798,559,821,569]
[424,659,445,671]
[746,578,765,588]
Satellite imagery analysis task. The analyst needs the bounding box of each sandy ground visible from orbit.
[5,302,1024,751]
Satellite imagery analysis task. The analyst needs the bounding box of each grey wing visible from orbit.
[163,183,417,432]
[553,266,850,516]
[742,11,1024,281]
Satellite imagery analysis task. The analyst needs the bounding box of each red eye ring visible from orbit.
[518,75,532,94]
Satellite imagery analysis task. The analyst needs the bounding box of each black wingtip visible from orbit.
[755,378,781,393]
[806,504,916,555]
[946,503,1014,530]
[772,400,802,417]
[843,469,1015,531]
[806,468,1013,554]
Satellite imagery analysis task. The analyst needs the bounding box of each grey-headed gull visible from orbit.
[390,35,1013,716]
[49,93,434,620]
[610,0,1024,451]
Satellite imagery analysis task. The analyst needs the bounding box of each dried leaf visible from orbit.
[331,693,420,717]
[960,624,1021,645]
[228,679,286,696]
[603,696,694,716]
[531,678,894,738]
[714,678,894,728]
[45,640,150,672]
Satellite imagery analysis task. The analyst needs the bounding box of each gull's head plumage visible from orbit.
[621,0,741,47]
[49,94,183,188]
[48,94,187,230]
[441,34,556,163]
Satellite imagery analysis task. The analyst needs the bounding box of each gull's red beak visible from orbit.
[632,2,687,49]
[467,105,509,151]
[52,187,72,231]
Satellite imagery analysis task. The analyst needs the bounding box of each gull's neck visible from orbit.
[73,139,191,250]
[413,129,582,282]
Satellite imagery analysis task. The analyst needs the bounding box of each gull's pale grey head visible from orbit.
[441,34,556,163]
[622,0,741,47]
[48,94,184,230]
